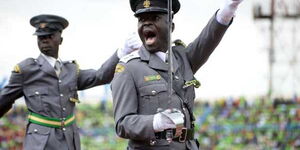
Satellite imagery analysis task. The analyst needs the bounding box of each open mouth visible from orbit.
[41,46,52,51]
[143,30,157,46]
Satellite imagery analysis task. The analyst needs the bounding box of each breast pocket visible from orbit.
[24,88,49,112]
[139,84,167,114]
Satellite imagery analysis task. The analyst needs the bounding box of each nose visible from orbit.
[142,19,153,27]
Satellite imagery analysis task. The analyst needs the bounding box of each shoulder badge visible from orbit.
[13,58,37,74]
[13,65,21,73]
[173,39,186,48]
[115,64,125,73]
[120,51,140,63]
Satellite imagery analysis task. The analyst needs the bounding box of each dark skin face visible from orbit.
[37,32,62,59]
[137,12,174,53]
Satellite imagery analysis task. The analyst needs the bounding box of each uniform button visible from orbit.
[174,76,179,80]
[35,91,39,95]
[62,128,66,131]
[58,80,62,83]
[151,90,157,95]
[34,129,38,132]
[63,107,66,111]
[60,94,64,97]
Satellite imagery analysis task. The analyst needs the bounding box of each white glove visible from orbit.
[217,0,244,25]
[117,32,142,58]
[153,109,184,132]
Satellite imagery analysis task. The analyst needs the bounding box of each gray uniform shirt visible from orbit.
[0,51,119,150]
[111,14,230,150]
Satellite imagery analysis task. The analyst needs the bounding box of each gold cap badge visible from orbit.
[143,0,150,8]
[39,23,47,28]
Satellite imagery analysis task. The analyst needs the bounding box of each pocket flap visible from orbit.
[25,88,48,96]
[27,123,51,135]
[139,84,167,96]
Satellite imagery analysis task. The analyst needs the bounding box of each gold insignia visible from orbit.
[183,79,201,89]
[144,75,161,82]
[70,98,80,103]
[143,0,150,8]
[13,65,21,73]
[115,64,125,73]
[39,23,47,29]
[174,39,187,48]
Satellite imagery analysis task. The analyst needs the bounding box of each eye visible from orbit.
[155,16,160,21]
[50,34,55,39]
[138,17,145,22]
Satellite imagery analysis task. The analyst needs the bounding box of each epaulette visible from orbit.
[13,58,36,73]
[120,51,140,63]
[173,39,186,48]
[67,60,80,75]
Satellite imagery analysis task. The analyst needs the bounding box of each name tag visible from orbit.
[144,75,161,82]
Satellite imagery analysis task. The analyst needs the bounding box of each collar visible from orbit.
[155,51,167,62]
[138,46,179,72]
[40,53,62,68]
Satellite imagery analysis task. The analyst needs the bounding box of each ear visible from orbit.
[172,22,175,32]
[60,37,63,44]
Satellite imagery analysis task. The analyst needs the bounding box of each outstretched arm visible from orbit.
[187,0,244,73]
[0,68,23,117]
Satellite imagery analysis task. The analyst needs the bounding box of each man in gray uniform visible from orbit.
[111,0,243,149]
[0,14,140,150]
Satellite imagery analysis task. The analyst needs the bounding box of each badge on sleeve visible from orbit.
[115,64,125,73]
[13,65,21,73]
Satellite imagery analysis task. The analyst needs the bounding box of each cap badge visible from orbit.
[143,0,151,8]
[39,23,47,29]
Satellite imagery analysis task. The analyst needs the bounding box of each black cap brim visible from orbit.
[134,7,169,16]
[33,31,56,36]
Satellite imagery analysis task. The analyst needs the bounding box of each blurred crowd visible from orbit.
[0,107,26,150]
[195,96,300,149]
[1,96,300,150]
